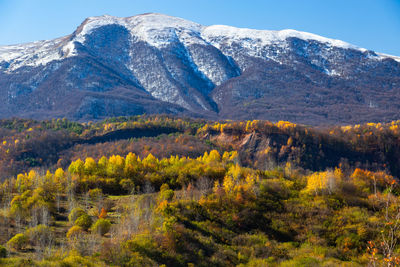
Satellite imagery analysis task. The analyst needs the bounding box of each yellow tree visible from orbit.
[84,157,97,175]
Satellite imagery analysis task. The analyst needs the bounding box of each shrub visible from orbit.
[91,219,112,236]
[62,254,94,267]
[239,258,271,267]
[125,251,156,266]
[25,224,54,247]
[120,179,134,193]
[7,233,28,251]
[280,256,320,267]
[75,214,93,231]
[66,226,84,240]
[25,224,53,247]
[88,207,100,217]
[68,207,86,223]
[159,183,174,201]
[89,188,103,201]
[103,199,114,211]
[0,245,6,258]
[98,207,107,219]
[161,189,174,201]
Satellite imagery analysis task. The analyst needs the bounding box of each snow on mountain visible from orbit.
[1,13,399,72]
[75,13,203,46]
[201,25,364,51]
[0,38,65,71]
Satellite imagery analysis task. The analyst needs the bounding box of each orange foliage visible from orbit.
[99,207,107,219]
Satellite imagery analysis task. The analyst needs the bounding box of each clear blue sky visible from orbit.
[0,0,399,56]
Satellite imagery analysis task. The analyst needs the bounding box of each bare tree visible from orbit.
[143,181,155,194]
[55,186,62,213]
[66,174,76,214]
[368,181,400,266]
[36,228,55,260]
[380,183,400,266]
[40,206,49,226]
[196,177,212,197]
[112,193,156,242]
[30,208,38,228]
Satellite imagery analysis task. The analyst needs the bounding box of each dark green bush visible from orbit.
[91,219,112,236]
[7,233,28,251]
[68,207,86,223]
[0,245,6,258]
[66,226,84,240]
[75,214,93,231]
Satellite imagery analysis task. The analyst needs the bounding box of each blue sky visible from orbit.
[0,0,399,56]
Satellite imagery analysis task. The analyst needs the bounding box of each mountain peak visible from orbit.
[77,12,203,33]
[69,13,203,50]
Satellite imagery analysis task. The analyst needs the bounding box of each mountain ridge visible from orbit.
[3,13,399,71]
[0,13,399,124]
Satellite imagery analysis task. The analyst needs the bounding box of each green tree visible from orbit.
[91,219,112,236]
[75,214,93,231]
[7,233,29,251]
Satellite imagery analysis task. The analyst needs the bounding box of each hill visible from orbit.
[1,116,400,265]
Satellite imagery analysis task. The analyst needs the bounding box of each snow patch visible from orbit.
[324,69,341,77]
[0,38,65,71]
[376,53,400,63]
[201,25,366,52]
[73,13,205,49]
[0,12,398,74]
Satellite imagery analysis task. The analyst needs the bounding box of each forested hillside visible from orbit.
[1,116,400,265]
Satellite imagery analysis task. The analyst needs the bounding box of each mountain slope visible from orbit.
[0,13,399,124]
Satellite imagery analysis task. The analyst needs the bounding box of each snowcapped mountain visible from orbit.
[0,13,399,124]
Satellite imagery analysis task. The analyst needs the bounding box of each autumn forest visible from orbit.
[1,116,400,266]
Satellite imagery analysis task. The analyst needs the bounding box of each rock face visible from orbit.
[0,13,399,124]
